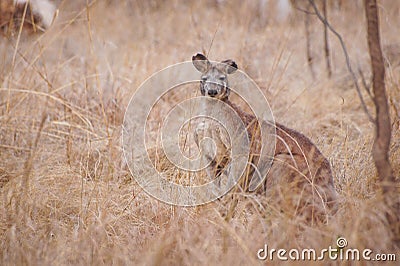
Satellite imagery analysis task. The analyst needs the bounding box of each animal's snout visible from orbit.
[208,90,218,96]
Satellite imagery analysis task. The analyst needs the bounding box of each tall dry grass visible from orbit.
[0,0,399,265]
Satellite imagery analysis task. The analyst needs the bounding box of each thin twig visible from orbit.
[304,2,315,79]
[322,0,332,78]
[358,66,373,99]
[8,0,29,114]
[207,18,222,58]
[291,2,315,15]
[308,0,375,123]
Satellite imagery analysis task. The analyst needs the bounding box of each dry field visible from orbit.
[0,0,399,265]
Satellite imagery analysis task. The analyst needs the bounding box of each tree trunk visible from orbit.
[364,0,394,190]
[364,0,399,247]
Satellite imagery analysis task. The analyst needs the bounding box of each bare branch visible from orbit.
[304,2,315,79]
[308,0,375,123]
[357,66,373,99]
[322,0,332,78]
[291,1,315,15]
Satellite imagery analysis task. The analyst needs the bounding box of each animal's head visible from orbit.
[192,53,237,100]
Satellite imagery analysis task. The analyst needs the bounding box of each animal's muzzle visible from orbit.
[208,90,218,96]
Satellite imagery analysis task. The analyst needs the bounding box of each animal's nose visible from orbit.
[208,90,218,96]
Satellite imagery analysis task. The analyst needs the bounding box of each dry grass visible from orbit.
[0,0,399,265]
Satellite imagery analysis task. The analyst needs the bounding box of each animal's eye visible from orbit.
[201,76,208,81]
[219,76,226,81]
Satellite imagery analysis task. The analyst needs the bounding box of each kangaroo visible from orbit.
[192,53,338,222]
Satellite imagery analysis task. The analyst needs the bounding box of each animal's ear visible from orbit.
[220,59,238,74]
[192,53,210,73]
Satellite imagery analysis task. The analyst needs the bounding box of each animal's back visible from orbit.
[227,99,337,221]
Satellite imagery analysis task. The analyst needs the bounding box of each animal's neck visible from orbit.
[200,96,230,114]
[201,97,250,126]
[222,98,245,118]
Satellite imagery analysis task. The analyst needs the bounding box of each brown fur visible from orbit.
[0,0,54,34]
[0,0,15,29]
[227,99,337,220]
